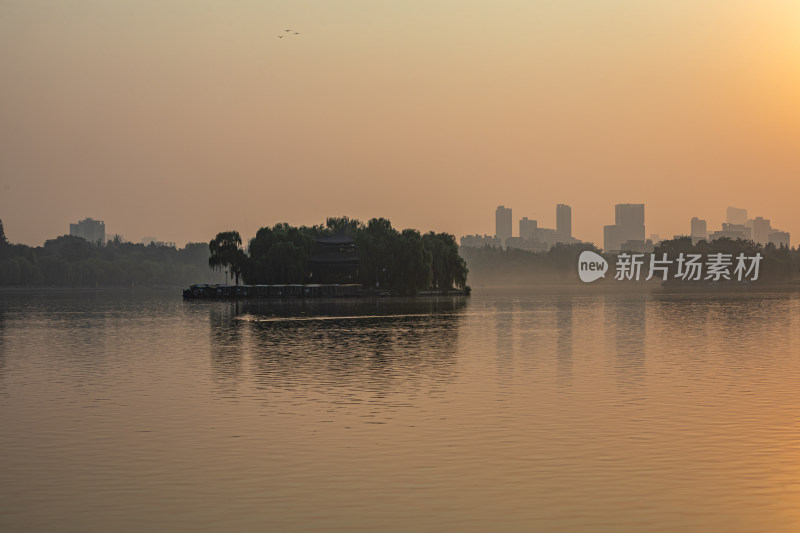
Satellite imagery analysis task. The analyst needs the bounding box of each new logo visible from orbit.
[578,251,608,283]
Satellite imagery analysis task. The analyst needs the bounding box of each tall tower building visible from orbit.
[604,225,622,252]
[752,216,772,244]
[691,217,707,240]
[495,206,512,247]
[556,204,572,239]
[615,203,645,242]
[726,207,748,225]
[604,203,645,251]
[519,217,537,241]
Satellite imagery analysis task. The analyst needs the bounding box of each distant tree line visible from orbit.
[208,217,469,295]
[461,242,604,285]
[654,237,799,283]
[461,237,800,285]
[0,219,223,287]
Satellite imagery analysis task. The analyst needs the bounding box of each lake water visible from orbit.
[1,288,800,532]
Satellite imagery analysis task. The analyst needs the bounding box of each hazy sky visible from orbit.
[1,0,798,247]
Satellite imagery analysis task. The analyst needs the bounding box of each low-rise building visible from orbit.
[460,234,501,248]
[69,218,105,244]
[768,231,791,248]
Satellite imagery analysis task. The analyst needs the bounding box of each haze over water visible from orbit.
[2,288,800,532]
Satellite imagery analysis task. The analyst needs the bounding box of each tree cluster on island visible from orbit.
[208,217,469,296]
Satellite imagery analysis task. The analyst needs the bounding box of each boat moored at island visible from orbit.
[182,283,469,299]
[183,283,367,300]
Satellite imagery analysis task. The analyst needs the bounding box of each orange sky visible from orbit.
[1,0,798,247]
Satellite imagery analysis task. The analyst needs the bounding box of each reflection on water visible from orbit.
[209,302,246,394]
[0,305,5,386]
[209,298,466,399]
[2,289,800,532]
[556,297,573,384]
[494,298,514,380]
[612,295,647,392]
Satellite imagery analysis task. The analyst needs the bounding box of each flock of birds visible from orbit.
[277,29,300,38]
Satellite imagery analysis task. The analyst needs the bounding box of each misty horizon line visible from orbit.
[8,208,794,252]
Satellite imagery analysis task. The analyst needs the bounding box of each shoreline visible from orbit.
[2,281,799,296]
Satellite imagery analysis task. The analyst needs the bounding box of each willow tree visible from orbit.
[0,218,8,248]
[244,223,321,284]
[355,217,398,289]
[209,231,246,285]
[422,231,468,290]
[391,229,432,295]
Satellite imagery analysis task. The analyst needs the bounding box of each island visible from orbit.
[190,217,470,298]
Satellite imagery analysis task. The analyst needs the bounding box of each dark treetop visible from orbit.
[208,217,469,296]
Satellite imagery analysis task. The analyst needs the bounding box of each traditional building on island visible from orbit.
[308,232,360,283]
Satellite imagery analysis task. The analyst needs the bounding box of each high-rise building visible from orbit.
[519,217,537,241]
[69,218,105,244]
[726,207,748,225]
[495,206,512,247]
[556,204,572,239]
[615,204,645,235]
[751,216,772,244]
[604,203,645,251]
[603,224,623,252]
[691,217,707,240]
